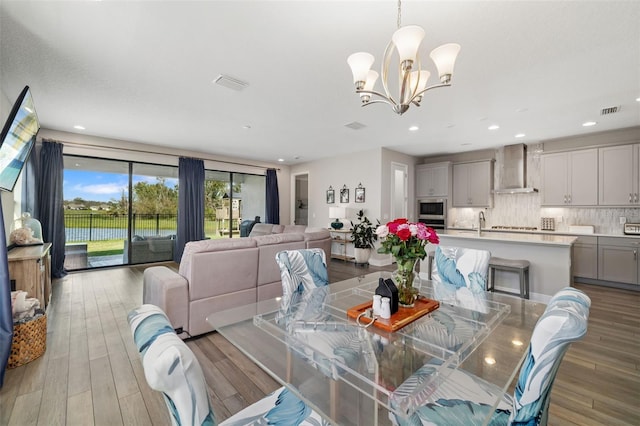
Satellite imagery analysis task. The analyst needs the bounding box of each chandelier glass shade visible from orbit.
[347,3,460,115]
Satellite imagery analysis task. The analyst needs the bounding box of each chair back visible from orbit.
[276,248,328,319]
[128,305,216,426]
[431,245,491,312]
[510,288,590,425]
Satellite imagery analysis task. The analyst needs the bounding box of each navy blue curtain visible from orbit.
[265,168,279,224]
[0,201,12,386]
[38,141,66,278]
[175,157,204,263]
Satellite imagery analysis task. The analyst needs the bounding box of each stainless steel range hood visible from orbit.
[493,143,538,194]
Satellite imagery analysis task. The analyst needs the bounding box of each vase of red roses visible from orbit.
[376,218,439,307]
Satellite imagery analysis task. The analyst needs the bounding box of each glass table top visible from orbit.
[207,272,546,425]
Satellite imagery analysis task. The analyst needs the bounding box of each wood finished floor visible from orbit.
[0,261,638,425]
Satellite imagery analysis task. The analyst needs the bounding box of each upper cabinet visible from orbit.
[598,144,640,206]
[452,161,493,207]
[416,162,450,198]
[540,149,598,206]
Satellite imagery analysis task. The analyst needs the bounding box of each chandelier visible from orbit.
[347,0,461,115]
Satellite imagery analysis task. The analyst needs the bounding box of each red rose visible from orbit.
[397,228,411,241]
[426,227,440,244]
[387,218,408,234]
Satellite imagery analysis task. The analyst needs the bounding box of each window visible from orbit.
[63,154,266,269]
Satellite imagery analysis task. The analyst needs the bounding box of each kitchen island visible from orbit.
[421,230,577,302]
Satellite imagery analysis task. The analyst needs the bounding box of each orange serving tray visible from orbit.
[347,296,440,332]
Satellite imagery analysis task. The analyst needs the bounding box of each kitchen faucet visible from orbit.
[478,211,486,236]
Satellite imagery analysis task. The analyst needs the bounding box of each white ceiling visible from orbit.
[1,1,639,165]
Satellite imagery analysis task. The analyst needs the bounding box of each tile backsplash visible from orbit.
[448,147,640,235]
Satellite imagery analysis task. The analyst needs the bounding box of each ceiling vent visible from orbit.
[600,105,620,115]
[213,74,249,91]
[344,121,367,130]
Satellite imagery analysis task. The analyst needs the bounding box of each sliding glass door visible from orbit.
[129,163,179,264]
[204,170,265,239]
[63,154,266,269]
[63,156,130,269]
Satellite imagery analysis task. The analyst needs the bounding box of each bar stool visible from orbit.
[488,257,530,299]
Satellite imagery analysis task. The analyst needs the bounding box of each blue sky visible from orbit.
[63,170,178,202]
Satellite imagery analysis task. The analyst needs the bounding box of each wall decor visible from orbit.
[355,183,365,203]
[340,185,349,203]
[326,186,335,204]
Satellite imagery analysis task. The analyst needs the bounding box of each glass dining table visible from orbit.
[206,272,546,425]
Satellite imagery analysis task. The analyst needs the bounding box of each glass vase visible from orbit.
[394,258,420,307]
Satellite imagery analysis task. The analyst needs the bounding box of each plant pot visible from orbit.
[354,248,371,264]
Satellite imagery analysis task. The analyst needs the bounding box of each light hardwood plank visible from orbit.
[119,391,152,426]
[8,390,41,426]
[90,355,123,426]
[66,390,94,426]
[37,355,69,426]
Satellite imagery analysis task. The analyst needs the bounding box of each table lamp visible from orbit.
[329,207,347,229]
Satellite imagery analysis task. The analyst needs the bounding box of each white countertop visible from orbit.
[448,227,640,240]
[440,229,577,246]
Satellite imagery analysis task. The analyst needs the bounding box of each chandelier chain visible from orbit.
[397,0,402,29]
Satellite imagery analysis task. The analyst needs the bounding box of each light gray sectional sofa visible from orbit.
[142,224,331,337]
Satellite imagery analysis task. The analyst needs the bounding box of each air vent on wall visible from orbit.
[344,121,366,130]
[601,105,620,115]
[213,74,249,91]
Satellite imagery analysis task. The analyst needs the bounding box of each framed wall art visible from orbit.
[355,183,365,203]
[326,186,335,204]
[340,185,349,203]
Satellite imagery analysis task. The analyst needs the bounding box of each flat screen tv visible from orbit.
[0,85,40,192]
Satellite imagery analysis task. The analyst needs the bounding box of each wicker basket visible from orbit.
[7,314,47,369]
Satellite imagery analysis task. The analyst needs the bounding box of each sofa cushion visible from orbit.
[282,224,306,234]
[253,233,304,246]
[179,238,257,277]
[249,223,276,236]
[256,235,306,286]
[303,230,331,242]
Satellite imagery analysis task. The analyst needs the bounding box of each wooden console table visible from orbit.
[8,243,52,310]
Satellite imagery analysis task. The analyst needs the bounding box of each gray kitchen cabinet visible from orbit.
[597,237,640,285]
[572,236,598,279]
[598,144,640,206]
[452,161,493,207]
[541,149,598,206]
[416,162,450,198]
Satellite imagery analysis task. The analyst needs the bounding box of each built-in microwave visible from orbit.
[418,198,447,229]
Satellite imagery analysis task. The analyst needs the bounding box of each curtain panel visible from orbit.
[175,157,205,263]
[0,201,12,386]
[38,141,66,278]
[265,168,279,224]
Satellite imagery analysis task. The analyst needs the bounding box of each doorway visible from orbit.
[293,173,308,226]
[390,162,408,220]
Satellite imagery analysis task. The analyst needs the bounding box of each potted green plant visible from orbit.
[350,209,379,264]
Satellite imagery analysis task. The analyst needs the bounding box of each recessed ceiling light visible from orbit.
[582,121,597,127]
[515,133,526,138]
[277,158,285,162]
[636,97,640,102]
[488,124,500,130]
[74,125,85,130]
[409,125,419,131]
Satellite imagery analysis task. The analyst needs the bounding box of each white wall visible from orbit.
[290,148,383,229]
